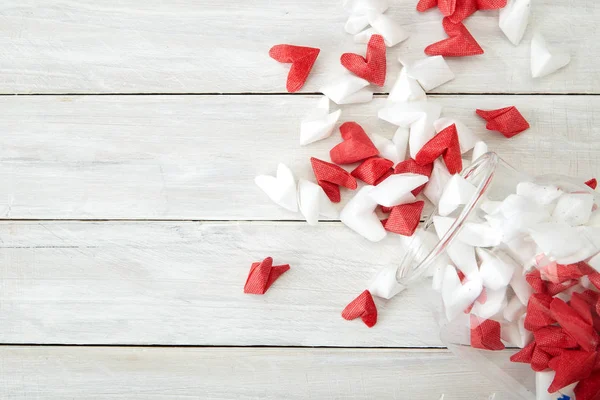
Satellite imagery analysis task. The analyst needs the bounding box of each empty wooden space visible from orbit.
[0,0,598,398]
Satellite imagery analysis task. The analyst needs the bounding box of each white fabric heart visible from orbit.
[378,101,442,157]
[368,173,428,207]
[401,56,455,92]
[300,96,342,146]
[297,179,338,225]
[552,192,594,226]
[477,248,516,290]
[388,67,427,103]
[370,129,409,164]
[441,266,483,320]
[340,186,387,242]
[423,159,452,206]
[471,286,507,319]
[255,163,298,212]
[368,264,405,299]
[354,12,409,47]
[438,174,478,217]
[433,118,478,154]
[321,73,373,105]
[501,314,532,348]
[503,295,526,322]
[471,141,488,163]
[499,0,530,45]
[531,32,571,78]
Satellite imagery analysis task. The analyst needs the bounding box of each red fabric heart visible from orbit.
[548,350,597,393]
[524,293,555,331]
[571,292,595,326]
[416,0,439,11]
[575,371,600,400]
[470,315,505,350]
[586,178,598,190]
[414,123,462,174]
[542,261,595,284]
[383,201,425,236]
[551,298,599,352]
[351,157,394,185]
[244,257,290,295]
[531,346,553,371]
[476,0,507,9]
[342,290,378,328]
[380,205,393,214]
[439,0,457,15]
[534,326,579,349]
[526,270,547,294]
[510,340,536,363]
[330,122,379,165]
[588,273,600,291]
[476,106,530,138]
[393,159,434,195]
[448,0,478,23]
[269,45,320,93]
[340,34,387,86]
[425,18,484,57]
[311,157,358,203]
[547,279,579,297]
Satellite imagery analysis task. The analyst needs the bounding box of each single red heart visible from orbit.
[340,34,387,86]
[383,201,425,236]
[310,157,357,203]
[425,18,483,57]
[351,157,394,185]
[414,124,463,174]
[586,178,598,189]
[447,0,477,23]
[244,257,290,295]
[524,293,555,331]
[269,44,320,93]
[341,290,378,328]
[476,106,530,138]
[330,122,379,164]
[393,159,434,195]
[439,0,457,15]
[470,315,505,350]
[548,350,597,393]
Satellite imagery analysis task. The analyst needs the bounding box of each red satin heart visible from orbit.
[393,159,434,195]
[342,290,378,328]
[425,18,484,57]
[524,293,555,331]
[244,257,290,295]
[470,315,505,350]
[330,122,379,164]
[548,350,597,393]
[269,44,320,93]
[351,157,394,185]
[311,157,358,203]
[340,34,387,86]
[586,178,598,190]
[476,106,530,138]
[575,371,600,400]
[383,201,425,236]
[551,298,599,352]
[414,123,462,174]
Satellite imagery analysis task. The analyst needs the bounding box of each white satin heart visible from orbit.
[441,266,483,321]
[255,163,298,212]
[353,12,409,47]
[499,0,530,45]
[387,67,427,104]
[477,249,516,291]
[370,128,409,164]
[340,186,387,242]
[297,179,338,225]
[437,174,477,217]
[321,73,373,105]
[368,173,428,207]
[401,56,455,92]
[368,264,405,299]
[531,32,570,78]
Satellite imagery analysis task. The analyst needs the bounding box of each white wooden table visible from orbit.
[0,1,598,399]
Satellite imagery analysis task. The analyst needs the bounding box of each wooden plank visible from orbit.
[0,95,598,220]
[1,220,445,347]
[0,346,525,399]
[0,0,594,94]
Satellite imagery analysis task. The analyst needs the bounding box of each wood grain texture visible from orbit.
[0,0,595,94]
[0,346,524,400]
[0,220,447,346]
[0,95,598,220]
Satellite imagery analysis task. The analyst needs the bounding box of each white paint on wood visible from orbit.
[0,221,444,346]
[0,95,597,220]
[0,346,523,399]
[0,0,595,94]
